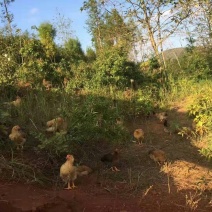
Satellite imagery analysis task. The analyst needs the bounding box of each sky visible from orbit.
[1,0,186,54]
[6,0,92,51]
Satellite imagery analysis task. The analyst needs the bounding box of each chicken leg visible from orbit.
[65,181,77,190]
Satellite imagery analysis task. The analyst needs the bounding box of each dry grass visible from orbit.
[185,191,202,211]
[161,160,212,191]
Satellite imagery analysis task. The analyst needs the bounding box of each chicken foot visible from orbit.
[65,181,77,190]
[110,166,120,172]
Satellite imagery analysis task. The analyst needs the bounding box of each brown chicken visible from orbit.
[42,79,52,90]
[76,165,92,176]
[148,149,166,165]
[3,96,21,107]
[101,149,120,171]
[133,128,144,145]
[17,81,32,89]
[46,117,68,134]
[9,125,26,149]
[60,154,77,190]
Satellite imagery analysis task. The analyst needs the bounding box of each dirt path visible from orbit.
[0,100,212,211]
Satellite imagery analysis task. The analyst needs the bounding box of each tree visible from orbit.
[52,10,74,45]
[82,1,135,57]
[63,38,85,64]
[37,22,56,61]
[123,0,192,66]
[81,0,105,52]
[186,0,212,46]
[0,0,15,35]
[85,47,96,62]
[101,9,134,53]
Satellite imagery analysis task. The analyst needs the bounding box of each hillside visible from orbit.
[162,47,186,60]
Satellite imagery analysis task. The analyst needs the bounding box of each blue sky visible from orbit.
[7,0,92,51]
[2,0,186,54]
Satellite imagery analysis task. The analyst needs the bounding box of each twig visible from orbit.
[167,174,171,193]
[30,118,39,130]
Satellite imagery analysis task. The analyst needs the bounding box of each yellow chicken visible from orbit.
[46,117,68,134]
[148,149,166,165]
[133,128,144,145]
[3,96,21,107]
[60,154,77,190]
[9,125,26,149]
[60,155,93,190]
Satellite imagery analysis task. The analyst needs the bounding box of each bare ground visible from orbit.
[0,99,212,212]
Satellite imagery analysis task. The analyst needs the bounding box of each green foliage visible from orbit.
[184,52,210,80]
[149,56,160,71]
[93,47,143,88]
[37,22,56,41]
[20,38,45,60]
[135,89,155,116]
[169,48,211,81]
[32,132,71,155]
[0,34,23,86]
[188,95,212,159]
[37,22,57,59]
[85,47,96,62]
[63,38,85,64]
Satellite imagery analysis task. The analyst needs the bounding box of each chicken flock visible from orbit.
[3,89,170,191]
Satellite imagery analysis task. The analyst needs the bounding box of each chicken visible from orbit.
[148,149,166,165]
[133,128,144,145]
[60,154,77,190]
[101,149,120,171]
[154,112,168,123]
[46,117,68,134]
[9,125,26,149]
[76,165,92,176]
[3,96,21,107]
[123,87,133,100]
[63,77,69,87]
[17,81,32,89]
[42,79,52,90]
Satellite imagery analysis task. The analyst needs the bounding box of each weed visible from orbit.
[185,191,202,211]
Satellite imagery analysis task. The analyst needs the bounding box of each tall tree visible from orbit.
[52,10,74,45]
[37,22,56,61]
[82,1,135,56]
[187,0,212,46]
[63,38,85,64]
[124,0,191,65]
[101,9,134,53]
[0,0,15,35]
[81,0,105,52]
